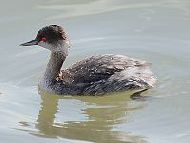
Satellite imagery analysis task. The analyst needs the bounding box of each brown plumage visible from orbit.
[20,25,156,96]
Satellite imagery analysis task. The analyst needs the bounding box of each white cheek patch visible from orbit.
[38,40,69,57]
[38,41,52,50]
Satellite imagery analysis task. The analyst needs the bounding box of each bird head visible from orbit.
[20,25,70,56]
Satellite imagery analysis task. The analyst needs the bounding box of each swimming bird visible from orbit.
[20,25,156,96]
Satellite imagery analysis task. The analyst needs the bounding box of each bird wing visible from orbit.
[60,54,149,84]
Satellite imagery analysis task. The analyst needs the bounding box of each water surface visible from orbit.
[0,0,190,143]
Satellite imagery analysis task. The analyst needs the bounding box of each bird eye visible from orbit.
[41,37,47,42]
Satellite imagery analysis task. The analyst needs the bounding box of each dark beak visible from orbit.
[20,39,38,46]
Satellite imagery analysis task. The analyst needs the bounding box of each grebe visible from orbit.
[20,25,156,95]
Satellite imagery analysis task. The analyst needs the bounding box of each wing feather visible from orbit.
[59,54,149,84]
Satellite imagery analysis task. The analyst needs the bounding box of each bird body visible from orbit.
[20,25,156,96]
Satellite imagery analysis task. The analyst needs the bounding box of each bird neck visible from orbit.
[43,51,66,84]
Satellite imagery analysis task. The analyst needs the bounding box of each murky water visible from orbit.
[0,0,190,143]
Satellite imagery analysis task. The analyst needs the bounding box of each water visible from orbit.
[0,0,190,143]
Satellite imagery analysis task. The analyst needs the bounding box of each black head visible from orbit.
[20,25,68,46]
[20,25,70,54]
[36,25,67,44]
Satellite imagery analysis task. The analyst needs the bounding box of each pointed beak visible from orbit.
[20,39,38,46]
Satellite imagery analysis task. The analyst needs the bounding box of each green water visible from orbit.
[0,0,190,143]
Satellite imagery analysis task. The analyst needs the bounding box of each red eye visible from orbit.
[41,37,47,42]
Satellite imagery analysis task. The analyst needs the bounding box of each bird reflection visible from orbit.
[19,91,148,143]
